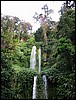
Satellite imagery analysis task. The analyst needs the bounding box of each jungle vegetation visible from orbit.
[1,1,75,99]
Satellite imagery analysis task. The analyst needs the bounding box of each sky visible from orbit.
[1,1,64,32]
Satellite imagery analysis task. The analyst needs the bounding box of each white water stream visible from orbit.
[42,75,48,99]
[30,45,36,69]
[32,76,37,99]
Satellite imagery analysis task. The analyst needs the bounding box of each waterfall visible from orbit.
[30,46,48,99]
[42,75,48,99]
[32,76,37,99]
[38,46,41,73]
[30,46,37,99]
[30,45,36,69]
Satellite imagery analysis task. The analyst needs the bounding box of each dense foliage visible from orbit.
[1,2,75,99]
[35,7,75,99]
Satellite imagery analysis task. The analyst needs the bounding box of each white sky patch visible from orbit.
[1,1,64,32]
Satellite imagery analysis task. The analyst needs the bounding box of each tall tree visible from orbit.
[33,4,54,45]
[33,4,54,61]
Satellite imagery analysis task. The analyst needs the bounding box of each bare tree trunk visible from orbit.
[42,24,47,45]
[42,24,48,61]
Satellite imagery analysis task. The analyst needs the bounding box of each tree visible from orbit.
[1,14,32,44]
[33,4,55,62]
[33,4,54,45]
[57,9,75,44]
[58,1,75,15]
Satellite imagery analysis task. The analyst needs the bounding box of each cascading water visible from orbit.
[38,46,41,74]
[30,46,37,99]
[30,46,48,99]
[32,76,37,99]
[30,45,36,69]
[42,75,48,99]
[38,47,48,99]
